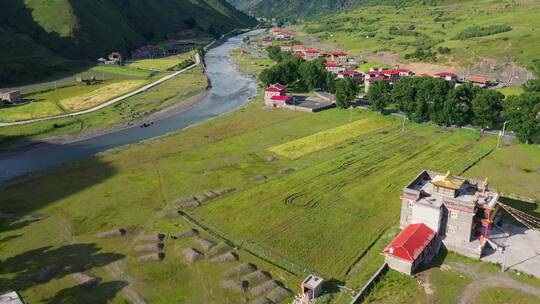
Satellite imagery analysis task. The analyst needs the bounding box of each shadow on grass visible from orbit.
[323,278,346,295]
[0,243,125,292]
[43,280,128,304]
[499,197,540,227]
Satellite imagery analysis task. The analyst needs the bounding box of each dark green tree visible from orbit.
[503,93,540,144]
[299,59,325,90]
[391,77,417,113]
[443,83,479,126]
[335,77,358,109]
[266,46,283,62]
[259,68,279,86]
[472,90,504,129]
[367,80,391,113]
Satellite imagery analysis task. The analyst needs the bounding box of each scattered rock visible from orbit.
[181,248,204,263]
[209,251,238,264]
[96,228,127,238]
[250,280,278,297]
[134,243,164,254]
[137,253,165,263]
[72,273,100,287]
[224,263,257,277]
[194,237,215,252]
[266,286,292,303]
[173,229,198,239]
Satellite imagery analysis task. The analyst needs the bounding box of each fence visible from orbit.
[350,263,388,304]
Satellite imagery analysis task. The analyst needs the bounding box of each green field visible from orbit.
[474,287,540,304]
[129,53,194,71]
[301,0,540,69]
[0,66,207,150]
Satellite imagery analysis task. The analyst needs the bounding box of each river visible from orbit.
[0,30,262,182]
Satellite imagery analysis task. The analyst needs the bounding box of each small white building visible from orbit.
[0,291,25,304]
[0,90,21,103]
[280,45,292,52]
[303,49,320,61]
[301,274,323,300]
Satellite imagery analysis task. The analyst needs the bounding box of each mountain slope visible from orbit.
[0,0,255,85]
[247,0,362,19]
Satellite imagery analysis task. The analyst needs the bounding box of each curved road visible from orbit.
[0,30,263,182]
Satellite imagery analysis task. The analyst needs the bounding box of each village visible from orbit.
[239,27,497,114]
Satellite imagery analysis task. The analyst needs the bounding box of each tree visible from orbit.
[367,80,391,113]
[259,68,279,87]
[443,83,479,126]
[335,77,358,109]
[472,90,504,129]
[324,73,337,94]
[299,59,326,90]
[391,77,417,113]
[266,46,283,62]
[503,93,540,144]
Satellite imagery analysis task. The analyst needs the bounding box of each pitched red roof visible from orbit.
[332,51,347,56]
[434,72,457,78]
[293,52,304,57]
[384,223,436,262]
[325,62,341,67]
[271,95,290,101]
[305,48,319,54]
[265,84,287,92]
[292,45,305,49]
[273,28,282,33]
[469,75,489,84]
[338,71,363,76]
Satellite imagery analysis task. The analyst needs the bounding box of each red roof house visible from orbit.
[265,84,291,108]
[383,223,439,275]
[468,75,490,86]
[434,72,458,81]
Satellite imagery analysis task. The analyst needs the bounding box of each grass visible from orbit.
[474,287,540,304]
[231,49,274,77]
[429,268,472,304]
[129,53,194,71]
[363,271,425,303]
[267,116,393,159]
[497,85,525,97]
[300,0,540,68]
[0,66,207,150]
[465,143,540,200]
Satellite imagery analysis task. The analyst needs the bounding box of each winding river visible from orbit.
[0,30,262,182]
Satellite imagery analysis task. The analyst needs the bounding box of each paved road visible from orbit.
[0,55,203,127]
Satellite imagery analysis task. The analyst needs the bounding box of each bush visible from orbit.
[454,24,512,40]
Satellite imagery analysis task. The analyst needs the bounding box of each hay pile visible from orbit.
[134,243,164,254]
[209,252,238,264]
[249,297,272,304]
[96,228,127,238]
[214,188,235,196]
[266,286,292,303]
[202,191,218,200]
[280,168,295,175]
[137,253,165,263]
[176,197,200,209]
[181,248,204,263]
[72,273,100,287]
[266,155,279,162]
[219,279,246,293]
[242,270,270,286]
[249,280,278,297]
[208,242,233,257]
[250,175,267,182]
[174,229,198,239]
[194,237,215,251]
[138,233,165,242]
[194,194,209,203]
[33,265,59,283]
[224,263,257,277]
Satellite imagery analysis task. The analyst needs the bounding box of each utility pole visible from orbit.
[497,120,509,149]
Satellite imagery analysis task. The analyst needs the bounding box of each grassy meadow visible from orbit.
[301,0,540,68]
[129,53,194,71]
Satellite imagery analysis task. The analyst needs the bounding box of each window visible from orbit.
[408,201,414,208]
[447,224,456,234]
[450,211,459,219]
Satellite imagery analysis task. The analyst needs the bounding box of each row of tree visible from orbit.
[366,73,540,143]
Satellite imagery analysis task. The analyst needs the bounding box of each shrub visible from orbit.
[454,24,512,40]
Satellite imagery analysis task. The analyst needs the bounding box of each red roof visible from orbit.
[273,28,282,33]
[434,72,457,78]
[384,223,436,262]
[325,62,341,68]
[293,52,304,57]
[305,48,319,54]
[338,71,363,76]
[469,75,489,84]
[271,95,290,101]
[265,84,287,92]
[332,51,347,56]
[292,45,305,49]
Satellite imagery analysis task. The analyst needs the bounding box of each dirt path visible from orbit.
[448,262,540,304]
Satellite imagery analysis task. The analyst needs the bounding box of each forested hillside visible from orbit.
[0,0,255,85]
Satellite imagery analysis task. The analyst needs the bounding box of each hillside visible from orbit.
[299,0,540,76]
[245,0,362,20]
[0,0,255,86]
